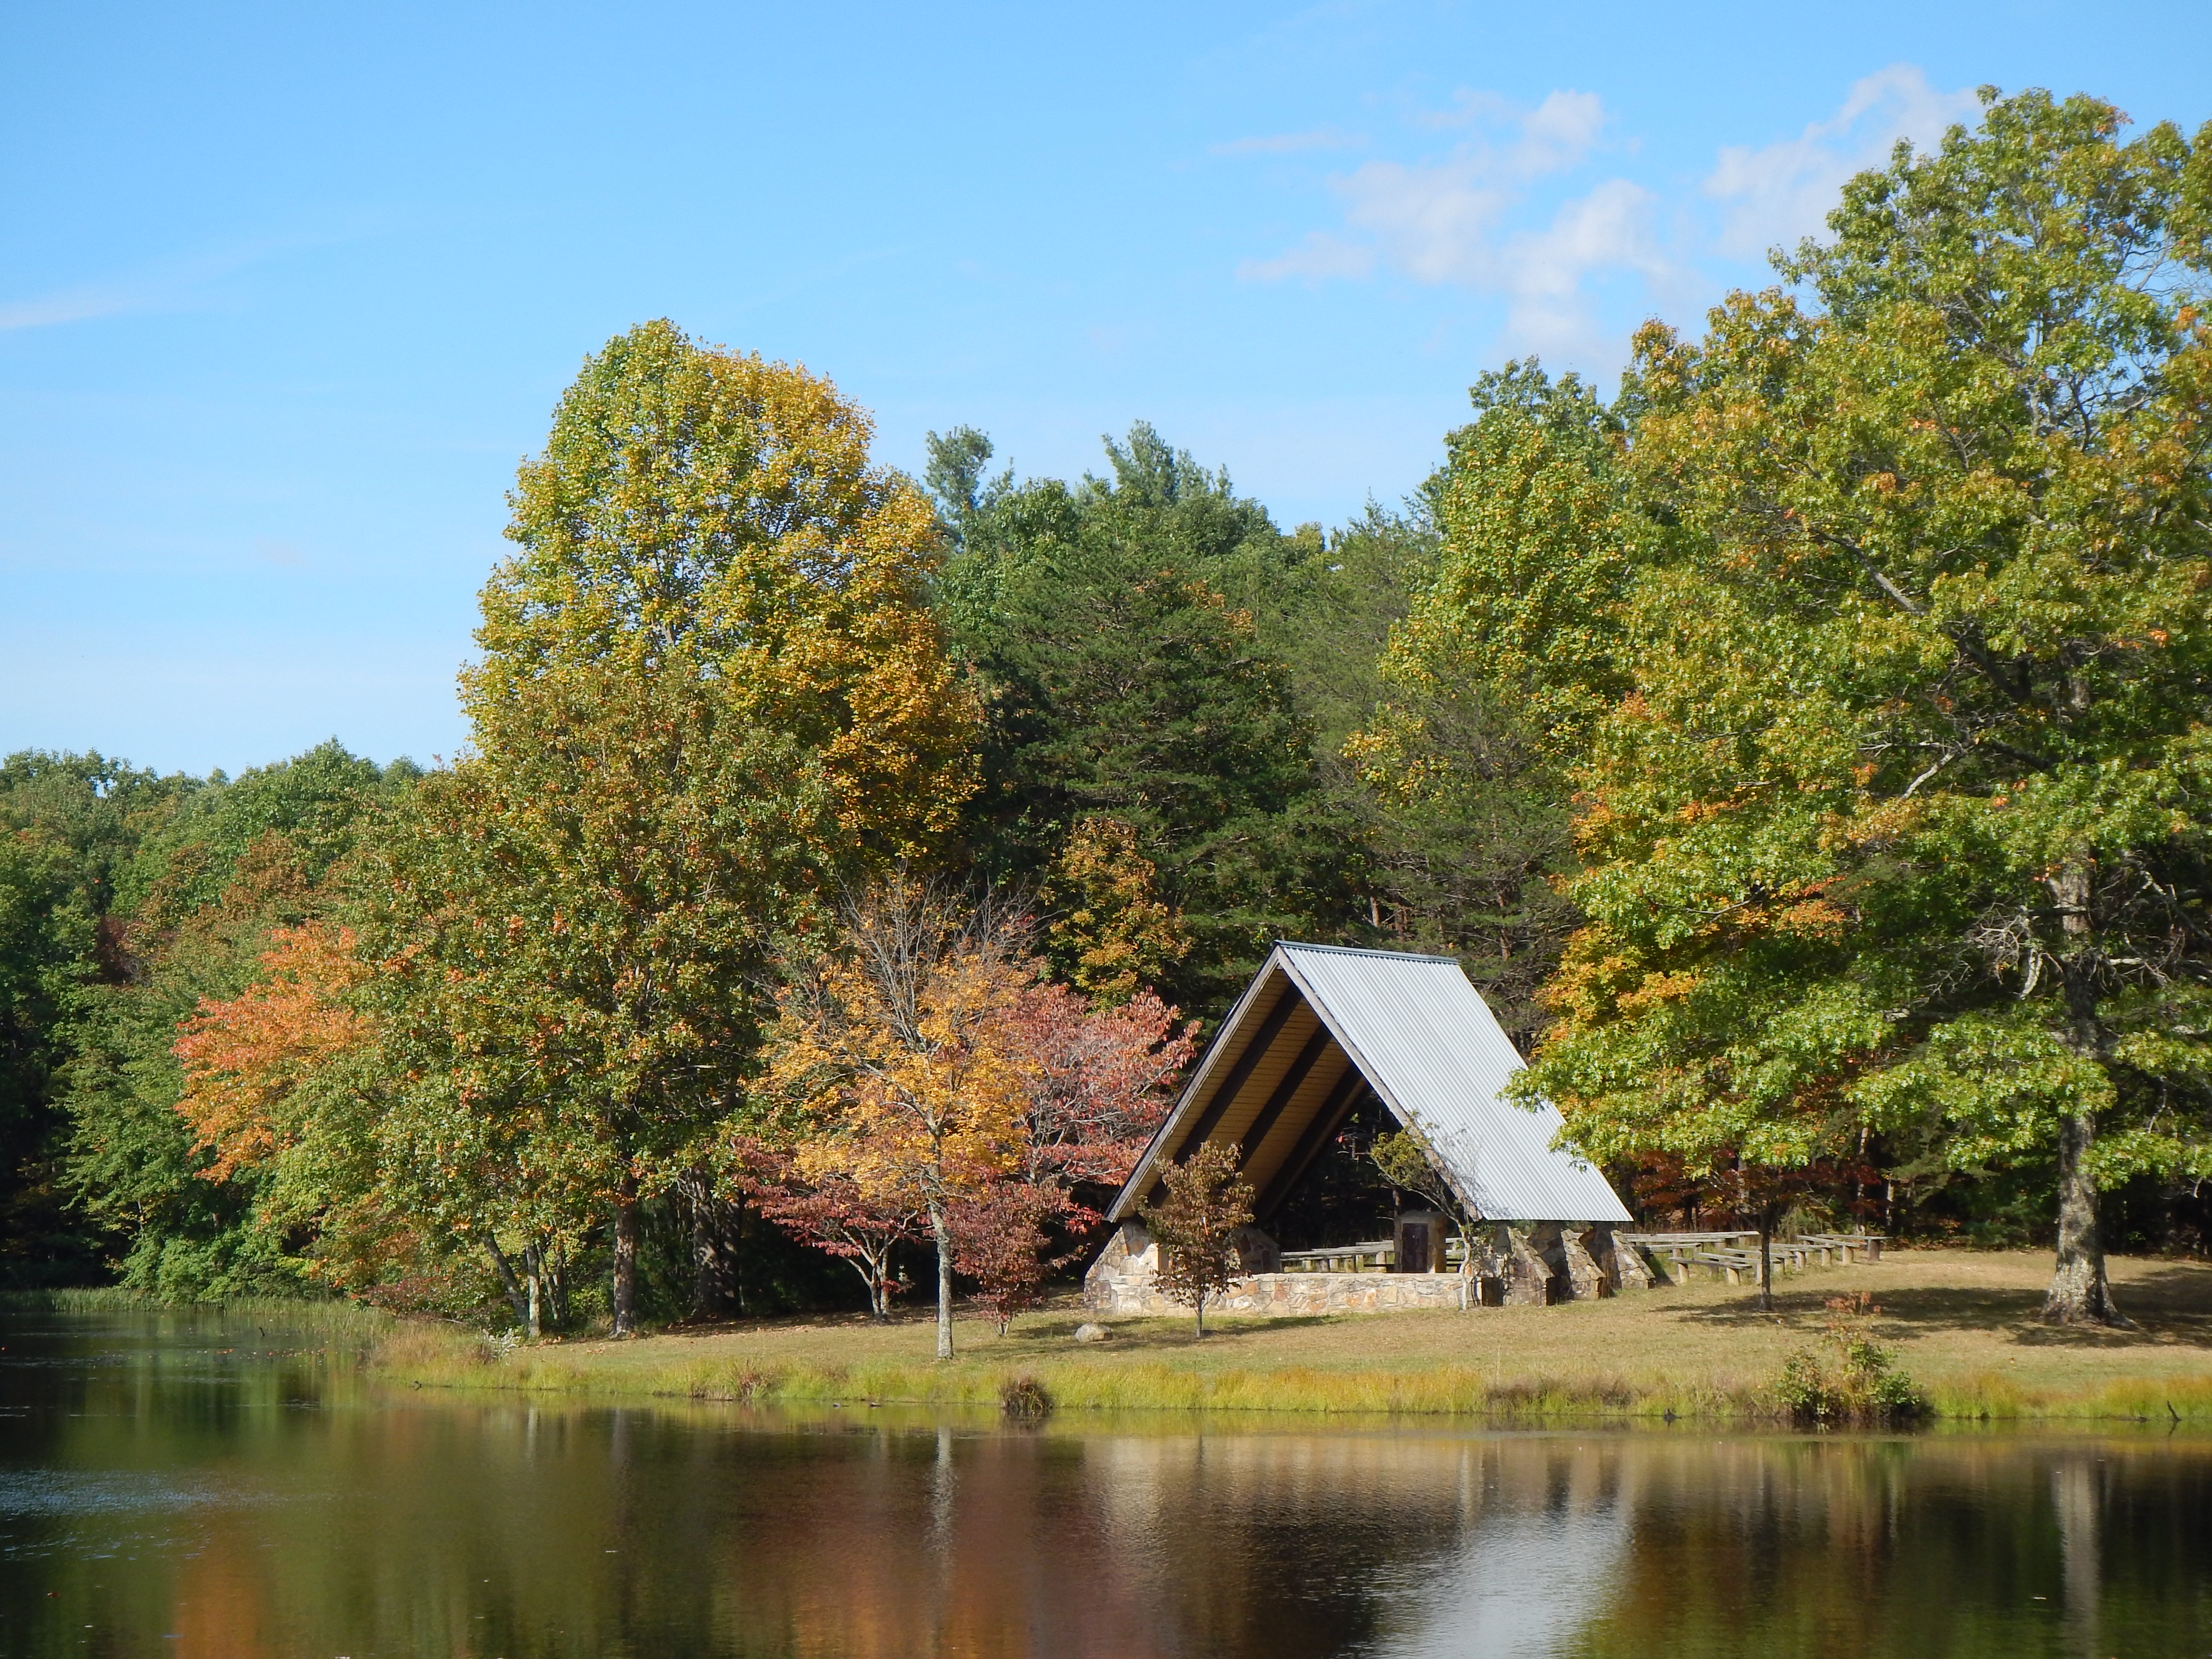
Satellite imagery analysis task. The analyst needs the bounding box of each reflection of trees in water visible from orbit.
[1566,1437,2211,1659]
[15,1333,2212,1659]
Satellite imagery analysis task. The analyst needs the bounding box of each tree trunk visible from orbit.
[545,1246,569,1329]
[484,1238,529,1328]
[524,1244,542,1340]
[1755,1210,1775,1313]
[929,1201,954,1359]
[2044,1107,2129,1326]
[2044,854,2130,1328]
[850,1247,892,1322]
[685,1177,742,1321]
[611,1179,640,1337]
[1194,1288,1206,1338]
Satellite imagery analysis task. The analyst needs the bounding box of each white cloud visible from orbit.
[1507,90,1607,180]
[1493,179,1674,358]
[1334,156,1514,283]
[1279,89,1611,286]
[1705,64,1978,257]
[1237,231,1376,283]
[0,280,158,332]
[1212,126,1365,156]
[1240,89,1678,363]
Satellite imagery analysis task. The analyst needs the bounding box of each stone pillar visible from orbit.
[1530,1222,1605,1301]
[1230,1226,1280,1274]
[1475,1224,1557,1306]
[1583,1224,1655,1293]
[1082,1219,1160,1312]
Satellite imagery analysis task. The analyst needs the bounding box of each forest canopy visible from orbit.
[3,88,2205,1331]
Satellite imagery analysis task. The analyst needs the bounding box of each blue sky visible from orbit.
[3,0,2205,775]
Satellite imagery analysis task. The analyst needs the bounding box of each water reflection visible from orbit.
[0,1312,2206,1659]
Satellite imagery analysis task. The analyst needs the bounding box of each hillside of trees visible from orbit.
[2,90,2205,1332]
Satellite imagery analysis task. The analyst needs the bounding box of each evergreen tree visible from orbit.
[930,424,1345,1015]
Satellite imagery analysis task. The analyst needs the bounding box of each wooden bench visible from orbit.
[1619,1231,1759,1285]
[1279,1241,1395,1274]
[1794,1232,1885,1264]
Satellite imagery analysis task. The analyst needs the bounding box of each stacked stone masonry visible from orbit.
[1082,1220,1664,1317]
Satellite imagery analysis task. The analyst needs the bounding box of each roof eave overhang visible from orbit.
[1105,946,1294,1223]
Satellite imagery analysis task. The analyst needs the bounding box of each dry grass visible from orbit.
[373,1248,2212,1422]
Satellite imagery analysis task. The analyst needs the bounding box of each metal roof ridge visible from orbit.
[1273,939,1460,963]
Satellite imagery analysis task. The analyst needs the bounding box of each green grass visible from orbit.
[368,1249,2212,1424]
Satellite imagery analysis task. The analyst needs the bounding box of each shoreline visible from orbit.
[15,1249,2212,1425]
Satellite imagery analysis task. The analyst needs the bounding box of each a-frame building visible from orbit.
[1107,941,1630,1229]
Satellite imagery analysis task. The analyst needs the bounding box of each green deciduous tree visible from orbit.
[1339,373,1635,1040]
[369,321,978,1333]
[1139,1139,1253,1336]
[1520,89,2212,1325]
[58,743,407,1297]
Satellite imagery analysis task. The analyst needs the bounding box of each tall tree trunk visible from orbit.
[484,1238,529,1328]
[523,1244,543,1339]
[2044,1107,2128,1326]
[2044,855,2129,1328]
[929,1201,954,1359]
[1194,1287,1206,1338]
[611,1178,640,1337]
[1755,1211,1775,1313]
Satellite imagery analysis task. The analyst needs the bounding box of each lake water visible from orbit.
[0,1310,2206,1658]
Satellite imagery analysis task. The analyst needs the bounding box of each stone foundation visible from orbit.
[1084,1220,1468,1316]
[1086,1265,1469,1317]
[1082,1218,1662,1319]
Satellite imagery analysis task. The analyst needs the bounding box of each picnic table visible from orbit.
[1619,1230,1886,1284]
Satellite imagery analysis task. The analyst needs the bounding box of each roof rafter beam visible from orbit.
[1233,1024,1335,1169]
[1168,980,1299,1159]
[1256,1065,1371,1219]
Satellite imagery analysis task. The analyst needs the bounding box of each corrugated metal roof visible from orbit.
[1109,942,1629,1225]
[1274,943,1629,1224]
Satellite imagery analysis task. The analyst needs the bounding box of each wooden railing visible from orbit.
[1620,1231,1886,1285]
[1274,1230,1886,1282]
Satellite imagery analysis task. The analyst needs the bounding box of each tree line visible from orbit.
[1,88,2205,1331]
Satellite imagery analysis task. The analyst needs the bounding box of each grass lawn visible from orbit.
[375,1248,2212,1423]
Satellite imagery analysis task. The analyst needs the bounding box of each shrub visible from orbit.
[1772,1295,1924,1427]
[998,1373,1055,1418]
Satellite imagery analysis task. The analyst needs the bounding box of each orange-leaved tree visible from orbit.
[760,876,1034,1358]
[171,923,402,1288]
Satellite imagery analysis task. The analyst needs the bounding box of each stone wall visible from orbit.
[1083,1218,1662,1318]
[1084,1221,1467,1316]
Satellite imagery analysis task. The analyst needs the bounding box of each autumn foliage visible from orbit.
[174,924,371,1183]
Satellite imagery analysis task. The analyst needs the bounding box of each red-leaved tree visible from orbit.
[1003,985,1195,1229]
[950,1181,1061,1335]
[739,961,1195,1331]
[944,985,1196,1329]
[727,1137,926,1321]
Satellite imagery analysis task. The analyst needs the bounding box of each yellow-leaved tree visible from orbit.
[760,876,1034,1358]
[367,321,979,1333]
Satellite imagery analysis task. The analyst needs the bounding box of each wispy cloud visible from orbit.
[1212,126,1365,156]
[0,223,386,334]
[0,278,171,332]
[1232,68,1978,373]
[1705,65,1978,257]
[0,245,271,333]
[1238,231,1376,283]
[1240,88,1676,356]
